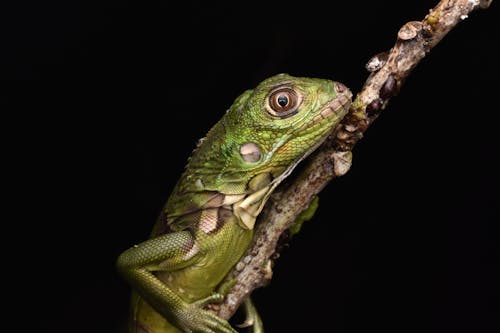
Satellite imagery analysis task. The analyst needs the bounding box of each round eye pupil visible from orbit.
[277,94,288,107]
[267,87,299,118]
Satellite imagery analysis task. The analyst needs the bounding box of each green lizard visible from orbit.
[117,73,352,333]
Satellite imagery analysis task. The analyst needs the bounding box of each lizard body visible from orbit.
[117,74,352,333]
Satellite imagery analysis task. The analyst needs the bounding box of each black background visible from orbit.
[3,1,499,332]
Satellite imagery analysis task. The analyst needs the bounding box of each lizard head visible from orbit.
[166,73,352,228]
[220,73,352,184]
[174,73,352,197]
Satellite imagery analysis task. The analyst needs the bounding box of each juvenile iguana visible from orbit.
[117,73,352,333]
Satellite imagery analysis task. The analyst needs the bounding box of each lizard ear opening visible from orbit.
[265,87,302,118]
[239,142,262,163]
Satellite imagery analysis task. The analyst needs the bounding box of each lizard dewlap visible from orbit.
[117,73,352,333]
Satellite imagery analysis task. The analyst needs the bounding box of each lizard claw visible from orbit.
[236,318,254,328]
[193,293,225,308]
[236,298,264,332]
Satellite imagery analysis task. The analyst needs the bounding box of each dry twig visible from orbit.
[218,0,493,320]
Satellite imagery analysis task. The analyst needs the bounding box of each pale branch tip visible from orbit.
[217,0,493,320]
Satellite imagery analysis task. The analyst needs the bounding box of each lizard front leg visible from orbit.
[117,231,237,333]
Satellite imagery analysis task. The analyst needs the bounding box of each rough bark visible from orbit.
[217,0,493,320]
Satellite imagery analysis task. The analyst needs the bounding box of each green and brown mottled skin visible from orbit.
[117,74,352,333]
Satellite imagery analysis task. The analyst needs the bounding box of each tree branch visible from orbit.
[217,0,493,320]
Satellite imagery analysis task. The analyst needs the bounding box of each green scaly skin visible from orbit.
[117,73,352,333]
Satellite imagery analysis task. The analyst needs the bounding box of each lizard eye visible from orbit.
[266,87,300,118]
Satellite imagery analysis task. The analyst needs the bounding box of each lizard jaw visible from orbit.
[312,86,352,125]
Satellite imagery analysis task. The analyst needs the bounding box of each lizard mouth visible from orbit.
[312,83,352,125]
